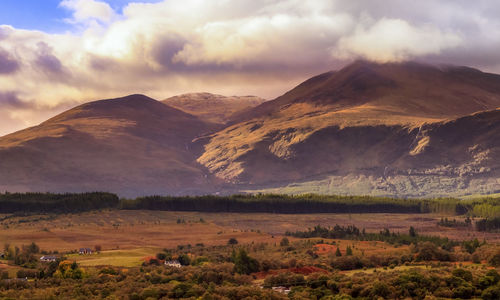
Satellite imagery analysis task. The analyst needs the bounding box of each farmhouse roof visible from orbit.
[40,255,57,260]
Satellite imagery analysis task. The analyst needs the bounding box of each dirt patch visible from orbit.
[406,217,436,222]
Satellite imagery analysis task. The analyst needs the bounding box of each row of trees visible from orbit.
[0,192,119,213]
[476,217,500,232]
[0,192,498,216]
[121,194,495,214]
[3,242,40,267]
[286,225,458,249]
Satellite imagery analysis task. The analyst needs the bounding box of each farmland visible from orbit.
[1,207,499,299]
[1,210,499,253]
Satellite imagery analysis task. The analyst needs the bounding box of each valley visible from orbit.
[1,208,499,299]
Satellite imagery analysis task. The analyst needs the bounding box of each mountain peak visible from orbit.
[81,94,161,110]
[163,92,265,124]
[44,94,196,126]
[247,60,500,120]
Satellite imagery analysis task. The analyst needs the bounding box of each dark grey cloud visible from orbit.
[2,0,500,137]
[34,42,64,75]
[151,33,187,69]
[36,53,63,74]
[0,48,19,74]
[87,54,116,71]
[0,91,30,109]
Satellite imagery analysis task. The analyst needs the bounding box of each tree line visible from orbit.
[0,192,119,213]
[122,194,470,214]
[0,192,498,216]
[285,224,458,249]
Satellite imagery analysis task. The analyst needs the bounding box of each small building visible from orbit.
[164,260,182,268]
[40,255,57,262]
[272,286,291,294]
[79,248,93,255]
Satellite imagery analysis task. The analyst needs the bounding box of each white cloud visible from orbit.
[0,0,500,136]
[333,18,463,62]
[60,0,115,24]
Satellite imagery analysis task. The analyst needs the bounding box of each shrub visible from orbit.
[452,268,473,282]
[332,256,364,270]
[371,281,391,298]
[156,253,167,260]
[232,249,259,275]
[0,270,9,280]
[481,285,500,300]
[452,285,474,299]
[489,252,500,267]
[178,254,191,266]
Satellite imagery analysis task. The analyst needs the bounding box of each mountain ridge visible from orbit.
[0,94,219,196]
[198,60,500,196]
[2,61,500,197]
[162,92,265,124]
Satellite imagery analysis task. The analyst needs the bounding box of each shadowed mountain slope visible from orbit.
[0,94,219,196]
[198,61,500,196]
[2,62,500,197]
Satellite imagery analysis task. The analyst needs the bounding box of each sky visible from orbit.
[1,0,500,136]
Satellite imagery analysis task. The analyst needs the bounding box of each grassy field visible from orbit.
[0,260,21,278]
[67,248,158,267]
[1,210,499,299]
[1,210,498,255]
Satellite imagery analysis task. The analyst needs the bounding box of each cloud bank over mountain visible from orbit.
[1,0,500,135]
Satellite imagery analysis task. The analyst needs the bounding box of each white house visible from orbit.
[79,248,93,255]
[164,260,182,268]
[40,255,57,262]
[272,286,291,294]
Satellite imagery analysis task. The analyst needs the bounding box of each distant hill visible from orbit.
[0,94,220,196]
[198,61,500,197]
[162,93,264,124]
[2,62,500,197]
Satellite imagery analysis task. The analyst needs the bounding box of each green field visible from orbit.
[68,248,158,267]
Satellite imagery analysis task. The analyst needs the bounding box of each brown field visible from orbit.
[0,260,21,278]
[0,210,498,254]
[314,241,410,256]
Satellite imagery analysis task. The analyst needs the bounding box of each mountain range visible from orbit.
[1,60,500,197]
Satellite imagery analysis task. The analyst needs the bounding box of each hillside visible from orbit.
[1,62,500,197]
[198,61,500,197]
[0,94,219,196]
[162,93,265,124]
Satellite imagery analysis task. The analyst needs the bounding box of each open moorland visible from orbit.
[1,210,499,253]
[1,193,499,299]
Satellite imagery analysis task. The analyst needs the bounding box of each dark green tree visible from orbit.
[409,226,417,237]
[178,254,191,266]
[232,249,259,274]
